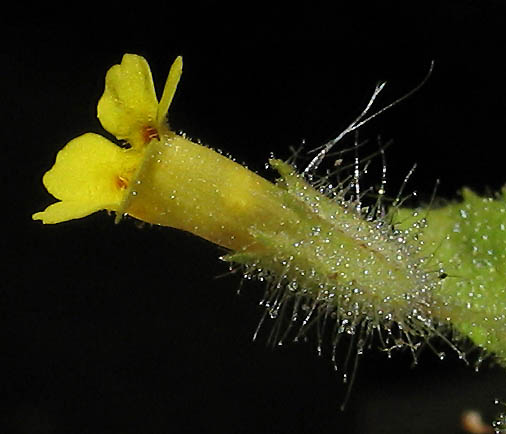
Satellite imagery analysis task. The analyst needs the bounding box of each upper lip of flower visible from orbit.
[97,53,183,149]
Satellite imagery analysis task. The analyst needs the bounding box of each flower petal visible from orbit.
[97,54,158,148]
[157,56,183,126]
[32,201,107,224]
[33,133,141,223]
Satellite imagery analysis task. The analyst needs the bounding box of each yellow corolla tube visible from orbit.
[118,133,299,251]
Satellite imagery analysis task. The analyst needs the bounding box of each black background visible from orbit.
[4,2,506,433]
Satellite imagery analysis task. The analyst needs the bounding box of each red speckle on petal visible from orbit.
[116,175,129,190]
[142,125,160,144]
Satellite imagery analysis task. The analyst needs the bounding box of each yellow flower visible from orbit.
[32,54,183,224]
[33,53,295,252]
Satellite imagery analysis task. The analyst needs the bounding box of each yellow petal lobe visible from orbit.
[32,201,109,225]
[97,54,158,148]
[33,133,142,224]
[157,56,183,126]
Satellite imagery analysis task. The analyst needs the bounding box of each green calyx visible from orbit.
[225,160,441,346]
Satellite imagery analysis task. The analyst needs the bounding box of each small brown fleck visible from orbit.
[142,125,160,144]
[116,175,129,190]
